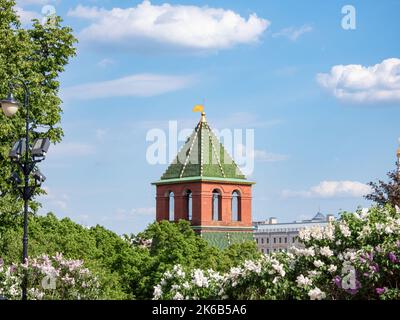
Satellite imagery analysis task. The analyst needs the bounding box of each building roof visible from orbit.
[311,212,325,221]
[254,221,329,233]
[156,112,249,184]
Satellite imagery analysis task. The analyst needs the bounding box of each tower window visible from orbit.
[212,189,222,221]
[231,190,241,221]
[186,190,192,221]
[168,192,174,221]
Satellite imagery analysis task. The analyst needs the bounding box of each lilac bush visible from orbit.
[0,253,100,300]
[154,205,400,300]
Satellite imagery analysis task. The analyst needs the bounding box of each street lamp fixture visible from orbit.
[0,79,50,300]
[32,138,50,158]
[9,171,22,185]
[0,92,19,117]
[32,168,46,185]
[9,139,27,161]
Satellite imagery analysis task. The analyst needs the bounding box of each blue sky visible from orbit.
[16,0,400,234]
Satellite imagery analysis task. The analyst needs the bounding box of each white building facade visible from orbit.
[253,213,335,254]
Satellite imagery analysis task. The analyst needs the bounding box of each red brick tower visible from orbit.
[152,112,255,248]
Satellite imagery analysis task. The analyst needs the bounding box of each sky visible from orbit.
[14,0,400,234]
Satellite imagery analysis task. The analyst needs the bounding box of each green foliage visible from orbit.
[130,220,260,299]
[0,213,260,299]
[0,0,77,214]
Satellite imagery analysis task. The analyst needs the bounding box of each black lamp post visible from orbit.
[0,79,50,300]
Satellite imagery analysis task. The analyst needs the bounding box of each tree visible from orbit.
[365,161,400,209]
[0,0,77,215]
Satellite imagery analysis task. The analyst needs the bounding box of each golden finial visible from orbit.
[200,111,206,123]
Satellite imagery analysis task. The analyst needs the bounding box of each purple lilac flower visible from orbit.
[388,252,397,263]
[370,264,379,273]
[333,276,342,288]
[367,252,374,261]
[345,280,361,295]
[376,287,386,295]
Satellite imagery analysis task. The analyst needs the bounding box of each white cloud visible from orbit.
[102,207,156,222]
[131,207,156,216]
[49,142,96,158]
[282,180,371,199]
[97,58,115,68]
[272,24,312,41]
[61,73,195,101]
[40,186,69,211]
[15,6,40,25]
[275,66,299,77]
[67,1,269,52]
[253,149,289,162]
[95,129,108,141]
[236,143,288,163]
[316,58,400,103]
[17,0,56,5]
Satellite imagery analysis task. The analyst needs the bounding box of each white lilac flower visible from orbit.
[286,252,295,260]
[192,269,209,288]
[375,223,384,231]
[173,265,185,276]
[271,262,286,277]
[359,225,371,238]
[299,229,311,242]
[343,250,357,261]
[173,292,184,300]
[307,270,320,278]
[309,226,324,240]
[313,260,324,268]
[243,260,262,274]
[324,225,335,240]
[229,267,242,280]
[385,226,393,234]
[296,275,312,288]
[308,287,326,300]
[183,281,190,290]
[339,223,351,237]
[360,208,369,219]
[171,284,180,291]
[153,285,162,299]
[320,246,334,257]
[328,265,337,273]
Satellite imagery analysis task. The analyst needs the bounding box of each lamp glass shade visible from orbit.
[0,94,20,117]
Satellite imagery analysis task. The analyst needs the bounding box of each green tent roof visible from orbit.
[160,112,247,181]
